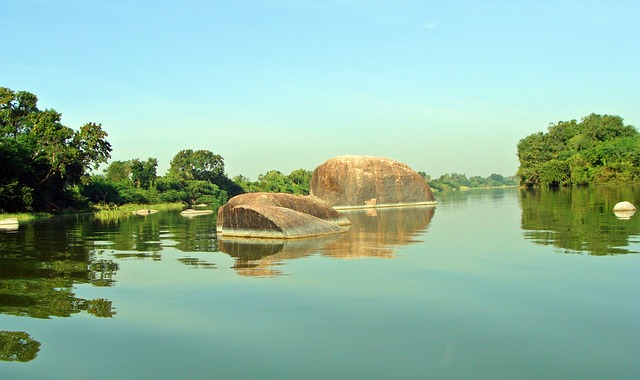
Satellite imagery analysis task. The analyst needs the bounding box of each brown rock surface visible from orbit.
[217,192,350,239]
[310,155,437,209]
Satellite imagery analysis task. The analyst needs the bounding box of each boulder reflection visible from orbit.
[322,207,435,259]
[219,206,435,276]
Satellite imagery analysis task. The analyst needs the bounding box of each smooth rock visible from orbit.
[0,217,19,226]
[613,201,636,211]
[0,217,19,231]
[310,155,437,209]
[180,209,214,217]
[217,192,350,239]
[133,209,158,215]
[613,210,636,220]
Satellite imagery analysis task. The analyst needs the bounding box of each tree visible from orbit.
[0,87,112,211]
[130,158,157,189]
[517,113,638,187]
[184,180,228,207]
[167,149,242,197]
[168,149,224,182]
[287,169,312,195]
[104,160,132,184]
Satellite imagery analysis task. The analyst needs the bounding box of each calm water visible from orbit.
[1,187,639,379]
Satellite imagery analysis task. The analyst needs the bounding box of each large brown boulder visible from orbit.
[310,155,437,209]
[217,192,350,239]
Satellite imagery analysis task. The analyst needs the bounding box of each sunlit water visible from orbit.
[1,188,639,379]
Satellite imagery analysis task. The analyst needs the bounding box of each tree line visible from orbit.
[4,87,635,213]
[517,113,639,187]
[419,172,517,192]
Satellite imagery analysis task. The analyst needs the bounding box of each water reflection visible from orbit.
[322,206,435,258]
[89,211,218,260]
[82,211,218,253]
[0,331,41,362]
[218,206,435,276]
[0,217,117,319]
[219,235,344,276]
[520,186,640,255]
[614,209,636,220]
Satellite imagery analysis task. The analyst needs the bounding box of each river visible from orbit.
[1,187,638,379]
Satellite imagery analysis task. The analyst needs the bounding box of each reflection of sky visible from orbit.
[2,188,639,378]
[75,189,640,377]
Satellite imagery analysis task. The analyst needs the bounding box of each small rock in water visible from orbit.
[613,201,636,220]
[613,201,636,211]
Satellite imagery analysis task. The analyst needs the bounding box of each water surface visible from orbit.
[1,187,638,379]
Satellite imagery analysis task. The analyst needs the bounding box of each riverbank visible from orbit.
[93,202,187,220]
[1,202,188,223]
[0,212,53,223]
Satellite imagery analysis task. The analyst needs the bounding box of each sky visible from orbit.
[2,0,639,180]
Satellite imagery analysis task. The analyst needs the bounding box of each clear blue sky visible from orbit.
[3,0,639,180]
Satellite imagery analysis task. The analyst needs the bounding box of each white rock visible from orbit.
[613,201,636,211]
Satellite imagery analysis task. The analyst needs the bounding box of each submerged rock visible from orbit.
[217,192,350,239]
[310,155,437,209]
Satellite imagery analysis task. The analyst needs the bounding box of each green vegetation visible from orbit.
[517,113,639,187]
[1,87,111,212]
[233,169,312,195]
[83,149,242,211]
[94,202,184,221]
[0,213,52,223]
[419,172,518,192]
[520,186,640,255]
[11,86,605,215]
[0,87,244,215]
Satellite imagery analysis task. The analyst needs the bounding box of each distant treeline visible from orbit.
[420,172,518,192]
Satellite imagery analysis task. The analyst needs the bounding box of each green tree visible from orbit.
[0,87,112,211]
[167,149,242,197]
[517,113,638,187]
[168,149,224,182]
[184,180,228,207]
[81,175,123,204]
[287,169,312,195]
[130,158,157,189]
[104,160,132,184]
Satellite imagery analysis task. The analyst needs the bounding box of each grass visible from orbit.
[1,203,187,223]
[0,212,52,223]
[93,202,185,221]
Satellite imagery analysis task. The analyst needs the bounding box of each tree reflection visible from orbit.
[218,206,435,276]
[520,187,640,255]
[90,211,218,259]
[0,331,41,362]
[0,219,117,319]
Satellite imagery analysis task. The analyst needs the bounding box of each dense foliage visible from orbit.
[1,86,528,213]
[520,186,640,255]
[419,172,517,192]
[233,169,312,195]
[0,87,111,212]
[83,150,242,209]
[517,113,639,187]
